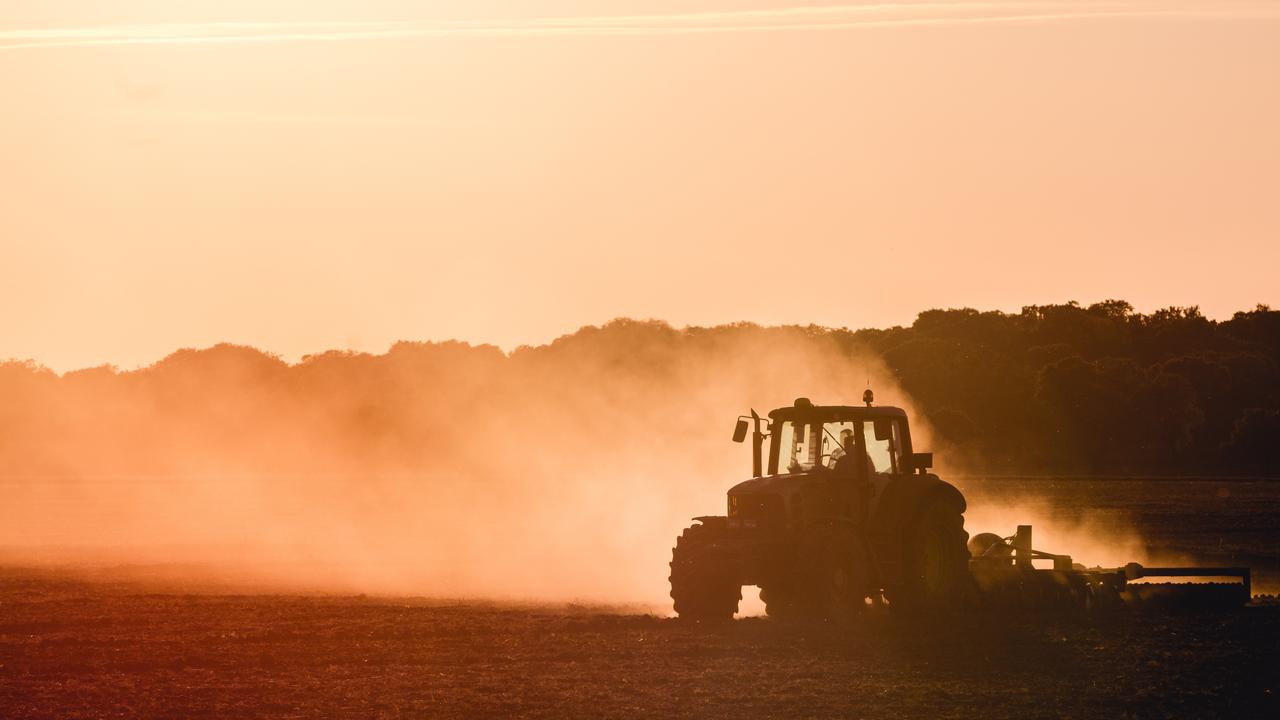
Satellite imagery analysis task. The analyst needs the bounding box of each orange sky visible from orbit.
[3,1,1279,373]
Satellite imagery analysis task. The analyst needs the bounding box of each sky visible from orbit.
[3,1,1279,373]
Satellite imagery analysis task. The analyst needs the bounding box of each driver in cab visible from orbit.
[831,428,876,478]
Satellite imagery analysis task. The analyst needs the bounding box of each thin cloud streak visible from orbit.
[3,2,1279,51]
[0,4,1085,36]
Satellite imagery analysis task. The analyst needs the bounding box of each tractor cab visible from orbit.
[724,395,941,537]
[733,395,933,481]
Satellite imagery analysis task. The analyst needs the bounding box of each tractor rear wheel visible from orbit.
[669,522,741,620]
[889,497,972,613]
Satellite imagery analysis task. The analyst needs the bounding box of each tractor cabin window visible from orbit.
[777,420,860,474]
[775,420,811,473]
[863,419,902,474]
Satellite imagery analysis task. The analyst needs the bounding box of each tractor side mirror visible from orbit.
[732,419,749,443]
[910,452,933,475]
[873,419,892,441]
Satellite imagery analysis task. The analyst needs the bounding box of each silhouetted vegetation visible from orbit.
[1,301,1277,478]
[851,301,1280,475]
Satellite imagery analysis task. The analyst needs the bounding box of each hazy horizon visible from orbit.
[3,299,1274,375]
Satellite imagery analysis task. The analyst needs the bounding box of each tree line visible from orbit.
[851,301,1280,476]
[1,301,1277,479]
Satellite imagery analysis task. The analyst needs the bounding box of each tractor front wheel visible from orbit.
[669,522,741,620]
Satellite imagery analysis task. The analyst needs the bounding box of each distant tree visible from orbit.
[1034,356,1114,472]
[1132,369,1203,466]
[1222,409,1280,476]
[1086,299,1134,321]
[1023,303,1129,359]
[1225,305,1280,357]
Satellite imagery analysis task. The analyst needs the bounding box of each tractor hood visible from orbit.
[727,472,822,497]
[725,472,827,530]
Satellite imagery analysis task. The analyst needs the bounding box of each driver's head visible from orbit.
[840,428,855,451]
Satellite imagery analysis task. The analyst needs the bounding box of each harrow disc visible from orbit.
[1121,582,1251,610]
[966,526,1253,613]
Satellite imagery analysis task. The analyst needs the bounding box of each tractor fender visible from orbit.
[692,515,728,529]
[866,474,967,587]
[871,473,966,532]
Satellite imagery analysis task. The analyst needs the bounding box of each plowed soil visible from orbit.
[3,477,1280,718]
[1,569,1277,719]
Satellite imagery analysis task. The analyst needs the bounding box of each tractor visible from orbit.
[669,394,1253,620]
[668,393,971,620]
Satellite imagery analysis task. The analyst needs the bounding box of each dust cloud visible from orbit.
[0,321,910,606]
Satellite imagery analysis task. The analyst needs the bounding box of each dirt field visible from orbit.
[0,569,1276,719]
[3,478,1280,718]
[0,566,1274,717]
